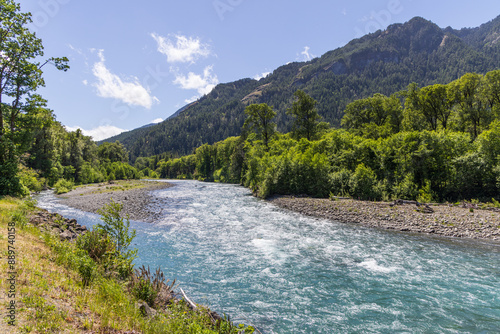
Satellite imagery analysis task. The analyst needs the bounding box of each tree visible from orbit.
[342,93,402,138]
[406,84,452,131]
[96,200,136,255]
[449,73,489,139]
[97,141,128,163]
[243,103,276,148]
[287,90,327,141]
[0,0,68,196]
[482,70,500,118]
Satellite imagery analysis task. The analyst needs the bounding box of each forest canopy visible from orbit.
[137,72,500,202]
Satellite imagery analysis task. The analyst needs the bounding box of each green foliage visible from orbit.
[0,158,28,197]
[392,174,419,200]
[53,178,74,194]
[349,163,380,200]
[342,93,402,138]
[0,1,69,196]
[97,141,129,163]
[418,180,435,203]
[77,255,98,287]
[287,90,328,141]
[96,200,137,278]
[76,228,116,263]
[243,103,277,148]
[45,234,98,287]
[156,100,500,201]
[130,265,174,307]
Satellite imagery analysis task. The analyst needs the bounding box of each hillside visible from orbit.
[102,16,500,160]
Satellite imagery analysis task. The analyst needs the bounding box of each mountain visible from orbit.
[102,16,500,161]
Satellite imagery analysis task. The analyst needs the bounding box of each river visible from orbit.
[36,180,500,333]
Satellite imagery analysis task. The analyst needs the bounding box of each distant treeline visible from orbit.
[134,70,500,202]
[0,1,142,197]
[1,99,141,196]
[18,114,141,195]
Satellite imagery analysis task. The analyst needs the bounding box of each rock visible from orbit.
[76,225,87,232]
[137,301,157,317]
[60,229,76,241]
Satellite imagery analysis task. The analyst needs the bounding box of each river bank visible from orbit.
[56,180,500,241]
[34,180,500,332]
[268,195,500,241]
[55,180,173,222]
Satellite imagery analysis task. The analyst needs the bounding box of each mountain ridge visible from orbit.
[102,15,500,160]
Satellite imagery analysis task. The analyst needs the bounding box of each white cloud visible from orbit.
[173,65,218,96]
[341,8,347,16]
[65,125,127,141]
[152,33,211,63]
[92,50,156,109]
[151,118,163,124]
[254,71,271,80]
[82,79,88,86]
[184,95,199,104]
[301,46,315,61]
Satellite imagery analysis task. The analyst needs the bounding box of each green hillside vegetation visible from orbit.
[139,71,500,202]
[104,16,500,159]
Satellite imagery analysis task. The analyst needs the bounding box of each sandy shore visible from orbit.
[56,180,173,223]
[268,195,500,242]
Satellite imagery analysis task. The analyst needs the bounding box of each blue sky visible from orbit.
[17,0,500,140]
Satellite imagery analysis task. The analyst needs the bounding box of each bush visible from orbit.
[54,179,74,194]
[349,163,380,200]
[78,255,98,287]
[76,228,116,263]
[131,266,176,308]
[329,168,351,197]
[45,235,98,287]
[392,174,419,200]
[19,166,44,193]
[96,200,137,279]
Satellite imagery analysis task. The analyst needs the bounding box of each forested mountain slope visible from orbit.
[102,16,500,160]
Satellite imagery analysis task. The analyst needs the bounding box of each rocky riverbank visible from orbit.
[268,195,500,241]
[56,180,173,223]
[29,208,88,241]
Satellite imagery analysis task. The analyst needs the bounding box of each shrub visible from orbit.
[96,200,137,278]
[19,166,44,193]
[76,228,116,263]
[349,164,380,200]
[329,168,351,197]
[78,255,98,287]
[54,179,74,194]
[131,266,176,308]
[392,174,419,200]
[45,235,97,287]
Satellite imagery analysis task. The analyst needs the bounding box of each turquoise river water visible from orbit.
[36,180,500,333]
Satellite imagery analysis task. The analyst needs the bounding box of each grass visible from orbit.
[74,180,164,196]
[0,196,255,333]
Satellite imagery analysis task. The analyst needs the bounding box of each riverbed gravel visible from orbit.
[56,180,500,242]
[268,195,500,241]
[56,181,173,223]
